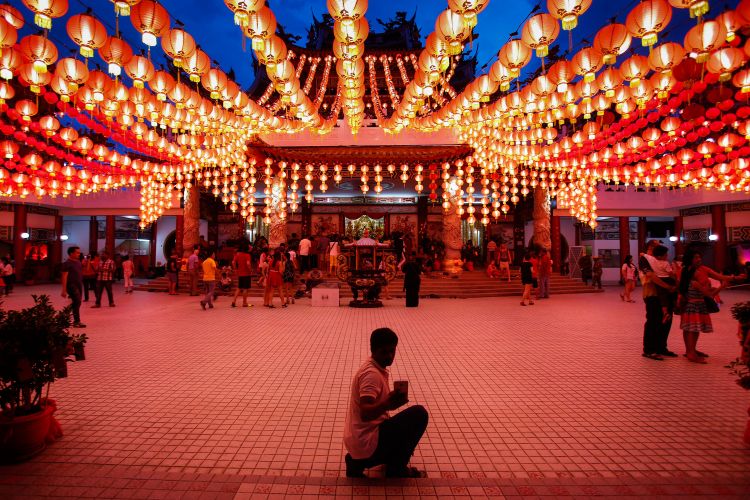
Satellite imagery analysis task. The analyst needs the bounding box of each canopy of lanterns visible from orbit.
[0,0,749,229]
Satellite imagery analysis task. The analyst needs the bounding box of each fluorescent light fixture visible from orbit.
[669,236,678,242]
[20,232,30,239]
[708,234,719,241]
[60,234,69,241]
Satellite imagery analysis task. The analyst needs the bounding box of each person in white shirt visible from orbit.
[347,229,387,247]
[344,328,428,478]
[620,254,637,303]
[298,236,312,273]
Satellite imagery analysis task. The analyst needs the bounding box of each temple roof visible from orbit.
[247,13,478,122]
[256,145,473,165]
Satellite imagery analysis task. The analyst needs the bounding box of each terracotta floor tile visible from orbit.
[0,286,747,497]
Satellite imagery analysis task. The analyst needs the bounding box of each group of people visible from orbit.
[577,253,604,289]
[637,240,745,363]
[60,246,139,328]
[485,243,514,281]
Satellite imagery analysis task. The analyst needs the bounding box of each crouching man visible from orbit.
[344,327,428,478]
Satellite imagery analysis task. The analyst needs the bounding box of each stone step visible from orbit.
[134,270,603,298]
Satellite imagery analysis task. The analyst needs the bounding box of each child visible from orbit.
[486,261,501,278]
[219,267,233,293]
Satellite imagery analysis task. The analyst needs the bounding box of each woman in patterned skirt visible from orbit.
[679,249,744,363]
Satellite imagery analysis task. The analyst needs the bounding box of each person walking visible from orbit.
[537,248,552,299]
[1,256,15,295]
[231,241,252,308]
[402,252,421,307]
[621,255,637,302]
[61,246,86,328]
[187,245,201,296]
[344,328,428,478]
[81,252,97,301]
[93,251,115,308]
[200,250,217,310]
[122,255,134,293]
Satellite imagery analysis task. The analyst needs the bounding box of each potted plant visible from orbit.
[728,301,750,446]
[0,295,72,462]
[70,333,88,361]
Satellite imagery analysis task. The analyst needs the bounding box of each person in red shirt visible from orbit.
[537,248,553,299]
[231,241,253,308]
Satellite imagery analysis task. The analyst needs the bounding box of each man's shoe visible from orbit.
[345,454,366,478]
[659,350,678,357]
[385,466,427,478]
[642,352,664,360]
[72,323,86,328]
[231,302,236,308]
[200,301,206,310]
[109,304,116,307]
[91,304,101,308]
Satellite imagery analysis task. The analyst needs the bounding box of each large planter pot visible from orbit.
[0,402,57,463]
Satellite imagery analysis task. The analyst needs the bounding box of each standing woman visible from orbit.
[283,251,296,304]
[679,249,745,363]
[402,252,421,307]
[267,250,286,307]
[621,255,637,302]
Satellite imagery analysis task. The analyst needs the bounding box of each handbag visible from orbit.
[704,296,720,314]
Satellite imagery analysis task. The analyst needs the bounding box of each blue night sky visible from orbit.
[14,0,729,91]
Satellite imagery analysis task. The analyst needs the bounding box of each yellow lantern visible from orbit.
[521,13,559,58]
[435,9,469,55]
[626,0,672,47]
[547,0,592,30]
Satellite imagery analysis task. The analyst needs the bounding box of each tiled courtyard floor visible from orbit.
[1,284,749,499]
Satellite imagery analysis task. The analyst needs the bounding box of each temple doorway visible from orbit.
[344,215,385,240]
[461,221,484,248]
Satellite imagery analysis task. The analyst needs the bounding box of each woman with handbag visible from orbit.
[679,249,745,364]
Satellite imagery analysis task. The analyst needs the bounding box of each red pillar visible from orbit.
[175,215,184,257]
[149,219,158,268]
[13,204,27,280]
[89,216,98,254]
[637,217,647,255]
[619,216,630,265]
[673,215,684,258]
[51,214,63,271]
[551,215,561,272]
[711,204,727,272]
[105,215,115,256]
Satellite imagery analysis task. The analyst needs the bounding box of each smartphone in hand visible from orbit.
[394,380,408,400]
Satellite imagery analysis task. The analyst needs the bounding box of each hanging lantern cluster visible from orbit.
[328,0,368,133]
